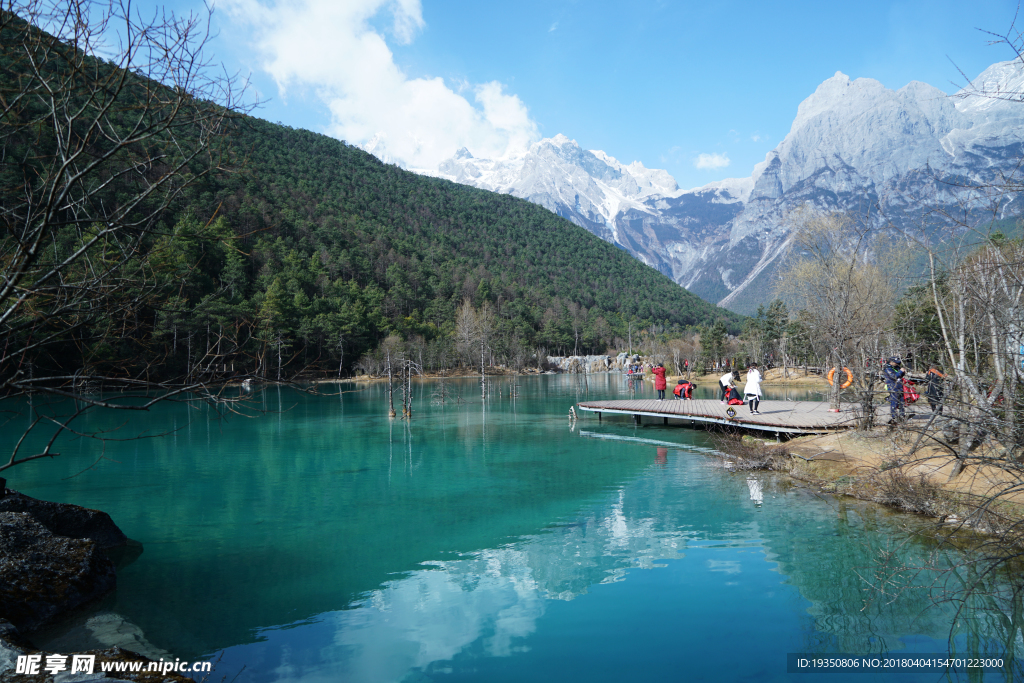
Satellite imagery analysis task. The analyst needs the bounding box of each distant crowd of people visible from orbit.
[628,354,952,424]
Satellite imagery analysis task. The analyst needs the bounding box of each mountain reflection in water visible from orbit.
[218,451,1017,683]
[5,375,1022,682]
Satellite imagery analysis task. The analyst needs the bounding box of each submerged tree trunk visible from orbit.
[480,339,486,400]
[405,363,413,418]
[399,361,408,418]
[387,350,396,418]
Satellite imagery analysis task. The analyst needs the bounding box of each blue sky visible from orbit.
[162,0,1019,189]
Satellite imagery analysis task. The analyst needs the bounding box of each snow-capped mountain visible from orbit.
[433,135,684,250]
[713,60,1024,311]
[423,134,754,287]
[362,133,406,168]
[372,60,1024,314]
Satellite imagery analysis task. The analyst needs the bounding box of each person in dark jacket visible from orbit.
[883,357,906,423]
[925,367,945,414]
[653,363,667,400]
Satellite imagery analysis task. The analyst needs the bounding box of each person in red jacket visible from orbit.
[673,380,693,399]
[653,363,667,400]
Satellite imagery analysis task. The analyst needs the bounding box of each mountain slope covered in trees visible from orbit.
[0,9,740,384]
[161,116,741,375]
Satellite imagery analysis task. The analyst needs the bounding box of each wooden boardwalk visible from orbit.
[576,398,862,435]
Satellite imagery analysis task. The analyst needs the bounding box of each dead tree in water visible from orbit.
[398,358,421,419]
[386,350,396,418]
[431,375,451,405]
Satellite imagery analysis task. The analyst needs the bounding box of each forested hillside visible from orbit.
[145,116,741,376]
[1,9,739,384]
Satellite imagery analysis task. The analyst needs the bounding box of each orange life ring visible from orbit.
[827,366,854,389]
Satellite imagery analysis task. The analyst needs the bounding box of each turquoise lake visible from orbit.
[4,374,1023,682]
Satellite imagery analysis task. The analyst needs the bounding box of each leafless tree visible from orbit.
[865,24,1024,630]
[0,0,250,478]
[920,240,1024,478]
[777,208,905,412]
[454,297,493,398]
[454,298,478,366]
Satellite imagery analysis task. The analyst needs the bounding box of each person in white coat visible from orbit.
[744,363,763,414]
[719,370,735,404]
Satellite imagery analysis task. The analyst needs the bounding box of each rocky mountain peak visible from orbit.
[954,59,1024,116]
[420,59,1024,315]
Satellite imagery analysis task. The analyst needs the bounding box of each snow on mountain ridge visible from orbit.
[363,133,406,168]
[720,59,1024,310]
[683,176,754,203]
[414,58,1024,315]
[769,72,958,194]
[954,60,1024,115]
[432,135,691,237]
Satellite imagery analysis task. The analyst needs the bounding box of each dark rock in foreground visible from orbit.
[0,513,116,633]
[0,491,127,551]
[0,491,162,681]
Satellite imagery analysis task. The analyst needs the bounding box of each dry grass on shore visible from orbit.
[760,367,830,385]
[679,367,829,386]
[716,424,1024,539]
[712,434,792,471]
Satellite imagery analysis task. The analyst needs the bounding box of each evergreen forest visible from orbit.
[172,118,742,375]
[1,10,741,387]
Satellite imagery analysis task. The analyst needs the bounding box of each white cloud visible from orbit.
[389,0,425,43]
[751,134,761,142]
[549,21,558,32]
[694,152,730,170]
[221,0,540,169]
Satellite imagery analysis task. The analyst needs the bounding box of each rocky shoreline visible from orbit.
[0,487,183,682]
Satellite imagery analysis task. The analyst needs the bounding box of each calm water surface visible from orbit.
[4,374,1021,682]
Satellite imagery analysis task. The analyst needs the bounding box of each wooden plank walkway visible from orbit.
[576,398,862,435]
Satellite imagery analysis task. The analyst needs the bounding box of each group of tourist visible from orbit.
[647,362,764,415]
[644,357,950,423]
[882,356,946,424]
[717,365,763,414]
